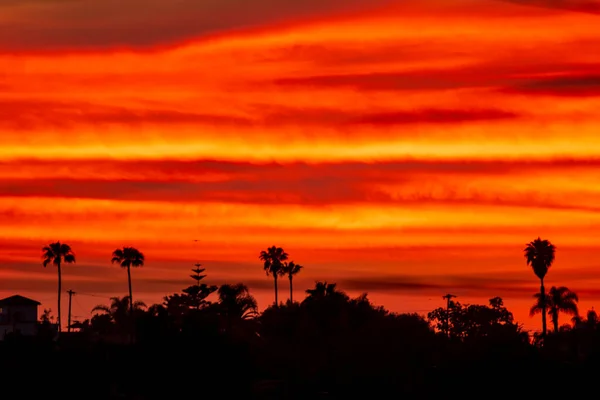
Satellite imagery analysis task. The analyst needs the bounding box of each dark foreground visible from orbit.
[3,295,600,399]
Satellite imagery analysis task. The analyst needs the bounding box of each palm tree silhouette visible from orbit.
[259,246,288,305]
[92,296,147,331]
[282,261,303,303]
[42,242,76,333]
[111,246,144,343]
[305,281,340,299]
[524,237,556,337]
[572,308,598,330]
[530,286,579,333]
[217,283,258,320]
[111,247,145,318]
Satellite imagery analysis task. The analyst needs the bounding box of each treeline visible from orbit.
[1,239,597,398]
[4,277,600,399]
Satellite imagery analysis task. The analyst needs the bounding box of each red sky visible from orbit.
[1,0,600,330]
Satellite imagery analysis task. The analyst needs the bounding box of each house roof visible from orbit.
[0,295,41,306]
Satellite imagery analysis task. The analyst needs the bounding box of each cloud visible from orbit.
[274,63,600,97]
[274,70,479,91]
[0,98,518,131]
[0,99,252,130]
[4,158,600,180]
[0,0,393,51]
[349,109,518,125]
[340,274,539,297]
[506,74,600,97]
[2,158,600,210]
[497,0,600,14]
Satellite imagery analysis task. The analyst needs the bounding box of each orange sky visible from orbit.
[1,0,600,330]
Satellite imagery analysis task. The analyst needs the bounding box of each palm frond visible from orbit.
[259,246,288,277]
[524,237,556,279]
[41,241,75,267]
[112,247,144,268]
[91,305,110,314]
[529,304,542,317]
[133,301,147,309]
[59,243,72,254]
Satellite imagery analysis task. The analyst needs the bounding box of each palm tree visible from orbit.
[524,237,556,337]
[305,281,343,299]
[42,242,76,332]
[282,261,303,303]
[530,286,579,332]
[111,247,145,318]
[92,296,147,329]
[259,246,288,305]
[217,284,258,320]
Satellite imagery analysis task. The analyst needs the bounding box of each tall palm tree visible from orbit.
[524,237,556,337]
[111,247,145,319]
[259,246,288,305]
[530,286,579,333]
[42,242,76,332]
[282,261,303,303]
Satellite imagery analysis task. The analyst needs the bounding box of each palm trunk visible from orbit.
[274,274,278,306]
[540,279,547,337]
[127,265,134,344]
[552,310,559,333]
[57,261,62,333]
[289,276,293,303]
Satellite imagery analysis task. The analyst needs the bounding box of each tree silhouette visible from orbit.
[524,237,556,337]
[217,283,258,320]
[428,297,525,341]
[181,263,217,309]
[111,247,144,342]
[305,281,342,299]
[92,296,147,329]
[42,241,76,332]
[282,261,303,303]
[190,263,206,285]
[111,247,145,318]
[259,246,288,305]
[530,286,579,333]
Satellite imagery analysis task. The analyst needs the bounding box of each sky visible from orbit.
[1,0,600,330]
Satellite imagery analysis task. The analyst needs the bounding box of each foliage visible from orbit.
[530,286,579,332]
[428,297,525,341]
[111,247,145,269]
[259,246,289,278]
[524,237,556,280]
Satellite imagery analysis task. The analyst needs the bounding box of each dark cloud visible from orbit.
[506,74,600,97]
[3,158,600,207]
[274,63,600,97]
[274,70,480,92]
[341,274,538,297]
[0,99,251,130]
[350,109,518,125]
[0,98,517,130]
[6,157,600,178]
[0,0,393,51]
[339,264,600,299]
[3,175,600,212]
[496,0,600,14]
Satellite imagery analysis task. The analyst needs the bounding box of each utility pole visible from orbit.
[442,293,456,338]
[67,290,75,333]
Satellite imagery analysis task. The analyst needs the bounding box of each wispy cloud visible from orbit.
[0,0,392,50]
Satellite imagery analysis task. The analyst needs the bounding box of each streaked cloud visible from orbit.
[0,0,392,50]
